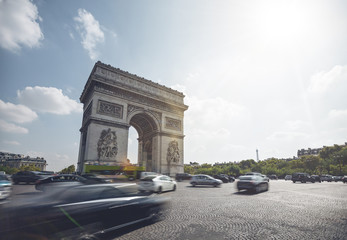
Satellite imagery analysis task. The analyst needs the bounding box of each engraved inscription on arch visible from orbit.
[165,117,181,131]
[97,100,123,119]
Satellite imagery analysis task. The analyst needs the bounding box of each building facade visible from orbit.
[0,152,47,171]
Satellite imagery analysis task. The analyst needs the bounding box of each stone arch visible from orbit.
[77,61,188,176]
[127,110,160,172]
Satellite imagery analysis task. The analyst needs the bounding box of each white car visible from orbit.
[138,175,177,193]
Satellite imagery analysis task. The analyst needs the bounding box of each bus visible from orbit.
[83,164,145,181]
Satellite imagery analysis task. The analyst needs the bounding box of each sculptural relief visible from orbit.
[167,140,180,164]
[97,128,118,160]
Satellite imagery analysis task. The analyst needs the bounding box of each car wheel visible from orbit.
[78,234,99,240]
[293,181,296,183]
[265,183,269,191]
[255,185,261,193]
[172,185,176,191]
[191,182,196,187]
[157,186,162,194]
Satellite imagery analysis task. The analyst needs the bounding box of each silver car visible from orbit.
[190,174,222,187]
[0,174,12,200]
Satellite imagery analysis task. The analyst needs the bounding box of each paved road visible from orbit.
[7,180,347,240]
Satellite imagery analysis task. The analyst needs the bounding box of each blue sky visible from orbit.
[1,0,347,171]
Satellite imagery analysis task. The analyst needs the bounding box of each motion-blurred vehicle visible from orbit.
[311,175,321,183]
[292,173,314,183]
[81,173,112,183]
[175,173,192,181]
[140,172,159,179]
[190,174,222,187]
[333,176,343,182]
[237,175,269,193]
[0,183,168,239]
[11,171,53,184]
[138,175,177,193]
[320,175,333,182]
[285,175,292,181]
[342,176,347,183]
[262,175,270,182]
[35,174,88,191]
[213,174,229,183]
[0,174,12,200]
[268,175,278,180]
[245,172,262,176]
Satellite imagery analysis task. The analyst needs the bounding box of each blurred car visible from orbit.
[11,171,53,184]
[245,172,262,176]
[213,174,229,183]
[292,173,315,183]
[342,176,347,183]
[237,175,269,193]
[268,175,278,180]
[333,176,343,182]
[190,174,222,187]
[285,175,292,181]
[35,174,88,191]
[138,175,177,193]
[140,172,159,179]
[175,173,192,181]
[311,175,321,183]
[262,175,270,182]
[320,175,333,182]
[81,173,112,183]
[0,174,12,200]
[228,176,236,182]
[0,183,168,239]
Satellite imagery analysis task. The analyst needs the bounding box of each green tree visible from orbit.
[60,165,76,174]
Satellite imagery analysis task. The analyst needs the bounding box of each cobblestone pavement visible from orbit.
[111,180,347,240]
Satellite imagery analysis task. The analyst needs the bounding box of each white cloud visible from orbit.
[74,9,105,60]
[0,99,38,123]
[3,140,20,146]
[17,86,83,115]
[0,119,28,134]
[267,131,309,142]
[329,109,347,119]
[0,0,43,52]
[308,65,347,93]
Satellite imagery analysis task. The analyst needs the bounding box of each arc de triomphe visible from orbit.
[77,62,188,176]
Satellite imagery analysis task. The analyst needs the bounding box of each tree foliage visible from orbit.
[184,146,347,177]
[60,165,76,174]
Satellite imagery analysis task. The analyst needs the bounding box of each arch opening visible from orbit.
[128,112,159,172]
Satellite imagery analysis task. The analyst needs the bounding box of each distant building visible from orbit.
[297,142,347,158]
[0,152,47,171]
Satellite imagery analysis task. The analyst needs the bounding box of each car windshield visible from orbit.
[0,175,9,180]
[239,176,255,180]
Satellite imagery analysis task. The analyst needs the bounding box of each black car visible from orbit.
[11,171,53,184]
[237,175,269,193]
[0,183,168,239]
[311,175,321,183]
[175,173,192,181]
[268,175,278,180]
[213,174,229,183]
[35,174,88,191]
[292,173,315,183]
[342,176,347,183]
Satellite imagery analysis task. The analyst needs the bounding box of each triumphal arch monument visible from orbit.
[77,62,188,176]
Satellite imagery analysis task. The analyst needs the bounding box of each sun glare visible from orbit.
[253,1,317,49]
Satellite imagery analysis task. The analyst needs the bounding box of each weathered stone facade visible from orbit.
[77,62,188,176]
